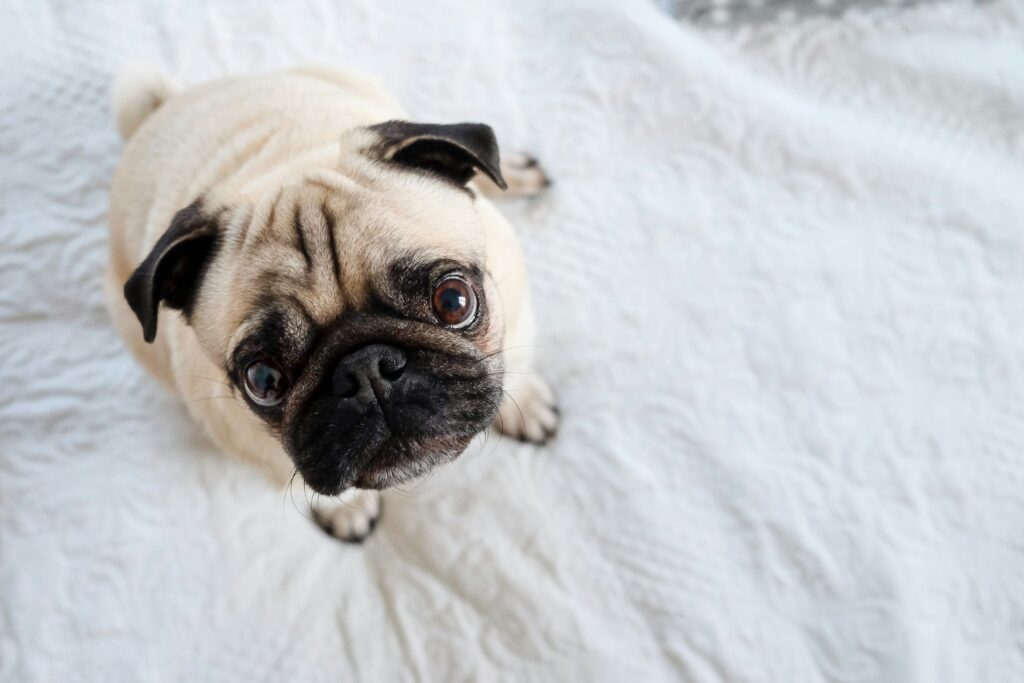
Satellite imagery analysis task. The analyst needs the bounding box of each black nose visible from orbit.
[332,344,407,403]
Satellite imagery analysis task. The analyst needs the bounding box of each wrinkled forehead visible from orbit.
[217,172,489,349]
[344,171,488,262]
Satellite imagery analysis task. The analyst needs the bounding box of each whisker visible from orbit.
[473,344,541,364]
[285,468,315,523]
[182,395,235,405]
[490,398,506,454]
[188,374,234,389]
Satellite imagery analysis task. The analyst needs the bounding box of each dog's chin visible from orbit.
[299,433,475,495]
[355,435,468,489]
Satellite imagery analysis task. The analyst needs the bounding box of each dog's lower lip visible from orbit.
[353,473,384,489]
[353,433,458,488]
[353,461,402,489]
[353,447,411,489]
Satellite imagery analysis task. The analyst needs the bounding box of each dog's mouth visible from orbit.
[289,424,481,495]
[283,364,501,495]
[352,433,473,490]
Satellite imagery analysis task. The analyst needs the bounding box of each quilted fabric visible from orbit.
[2,0,1023,681]
[659,0,938,26]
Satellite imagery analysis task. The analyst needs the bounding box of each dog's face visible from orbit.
[124,122,511,494]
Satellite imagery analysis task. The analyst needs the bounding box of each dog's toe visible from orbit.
[312,489,382,543]
[500,152,552,198]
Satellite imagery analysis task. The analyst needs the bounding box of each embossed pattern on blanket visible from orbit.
[2,0,1023,681]
[657,0,939,26]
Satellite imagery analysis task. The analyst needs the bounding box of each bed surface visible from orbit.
[2,1,1023,680]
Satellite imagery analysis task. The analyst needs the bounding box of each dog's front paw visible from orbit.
[497,373,559,444]
[500,152,551,198]
[312,489,382,542]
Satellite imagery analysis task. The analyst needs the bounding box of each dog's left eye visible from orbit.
[432,275,478,328]
[243,360,289,407]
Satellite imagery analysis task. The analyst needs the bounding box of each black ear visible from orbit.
[123,200,219,343]
[367,120,507,191]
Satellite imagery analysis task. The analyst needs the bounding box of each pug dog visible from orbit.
[105,66,558,541]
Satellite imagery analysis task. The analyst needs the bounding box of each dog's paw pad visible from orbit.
[312,489,382,542]
[498,374,559,444]
[500,152,551,198]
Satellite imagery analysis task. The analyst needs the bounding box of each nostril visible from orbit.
[333,372,361,399]
[379,355,406,382]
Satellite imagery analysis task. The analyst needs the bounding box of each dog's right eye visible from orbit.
[243,360,289,407]
[431,274,478,329]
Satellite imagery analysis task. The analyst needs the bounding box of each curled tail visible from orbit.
[112,67,177,140]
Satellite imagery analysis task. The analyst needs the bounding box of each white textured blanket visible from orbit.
[3,1,1023,681]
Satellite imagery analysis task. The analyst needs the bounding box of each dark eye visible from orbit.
[431,274,478,328]
[243,360,289,407]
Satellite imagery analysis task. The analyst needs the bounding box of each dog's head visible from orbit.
[124,121,510,494]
